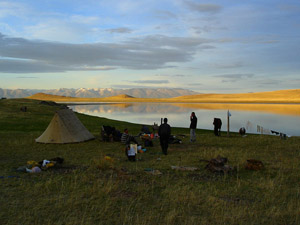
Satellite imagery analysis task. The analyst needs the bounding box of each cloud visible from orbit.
[0,33,213,72]
[105,27,133,34]
[155,74,188,77]
[214,62,245,69]
[154,10,178,19]
[184,1,223,14]
[258,79,281,86]
[187,83,203,86]
[24,20,91,43]
[0,1,28,18]
[131,80,169,84]
[215,74,254,79]
[16,76,38,79]
[111,84,165,89]
[215,74,254,83]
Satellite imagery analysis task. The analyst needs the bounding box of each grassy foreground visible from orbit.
[0,98,300,225]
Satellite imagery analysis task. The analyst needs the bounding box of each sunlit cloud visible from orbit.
[131,80,169,84]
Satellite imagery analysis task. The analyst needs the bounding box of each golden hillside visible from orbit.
[172,89,300,103]
[27,89,300,103]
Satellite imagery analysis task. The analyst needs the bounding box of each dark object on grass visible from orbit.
[280,133,287,140]
[50,157,64,164]
[168,135,182,144]
[144,139,153,147]
[20,106,27,112]
[245,159,264,171]
[201,155,234,174]
[101,125,122,142]
[141,125,151,134]
[239,127,246,135]
[152,123,159,133]
[213,118,222,136]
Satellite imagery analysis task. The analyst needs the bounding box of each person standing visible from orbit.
[158,118,171,155]
[121,128,129,144]
[190,112,197,142]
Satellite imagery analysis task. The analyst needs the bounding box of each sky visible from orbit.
[0,0,299,93]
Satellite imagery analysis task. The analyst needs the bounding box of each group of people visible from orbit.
[121,112,198,160]
[115,111,224,161]
[157,112,198,155]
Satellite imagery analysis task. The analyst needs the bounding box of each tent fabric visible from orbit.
[36,109,95,143]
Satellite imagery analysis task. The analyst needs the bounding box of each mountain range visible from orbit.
[0,88,199,99]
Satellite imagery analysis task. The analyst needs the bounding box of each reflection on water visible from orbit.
[69,103,300,136]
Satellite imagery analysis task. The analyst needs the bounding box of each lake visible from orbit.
[69,103,300,136]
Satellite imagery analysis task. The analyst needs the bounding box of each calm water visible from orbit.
[69,102,300,136]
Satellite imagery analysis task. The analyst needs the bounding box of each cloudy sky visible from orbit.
[0,0,299,93]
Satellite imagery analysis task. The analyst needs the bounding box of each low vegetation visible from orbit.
[0,98,300,224]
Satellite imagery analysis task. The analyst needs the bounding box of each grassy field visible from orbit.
[1,98,300,225]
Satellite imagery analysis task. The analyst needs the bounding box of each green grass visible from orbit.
[0,98,300,225]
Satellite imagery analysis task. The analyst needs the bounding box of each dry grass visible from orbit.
[1,98,300,224]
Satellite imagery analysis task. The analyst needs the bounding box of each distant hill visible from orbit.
[172,89,300,103]
[0,88,199,99]
[26,89,300,103]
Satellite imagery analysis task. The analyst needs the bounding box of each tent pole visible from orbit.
[227,110,230,137]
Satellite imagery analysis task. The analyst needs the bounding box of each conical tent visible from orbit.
[36,109,95,143]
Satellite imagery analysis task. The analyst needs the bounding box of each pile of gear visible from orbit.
[202,155,235,174]
[17,157,64,173]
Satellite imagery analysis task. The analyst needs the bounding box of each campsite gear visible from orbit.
[141,134,153,147]
[17,166,27,172]
[169,135,182,144]
[42,160,51,167]
[202,156,235,174]
[125,144,137,161]
[245,159,264,170]
[50,157,64,164]
[141,125,151,134]
[152,123,159,133]
[46,162,55,168]
[171,166,198,171]
[239,127,246,135]
[36,109,94,144]
[213,118,222,136]
[144,168,162,175]
[104,156,112,161]
[27,161,39,168]
[129,144,137,155]
[101,126,121,142]
[26,167,42,173]
[280,133,287,140]
[144,139,153,147]
[20,106,27,112]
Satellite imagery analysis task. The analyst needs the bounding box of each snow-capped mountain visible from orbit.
[0,88,199,98]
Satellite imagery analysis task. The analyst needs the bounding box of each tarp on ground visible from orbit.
[36,109,95,143]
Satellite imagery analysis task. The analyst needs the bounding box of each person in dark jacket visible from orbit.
[190,112,197,142]
[213,118,222,136]
[158,118,171,155]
